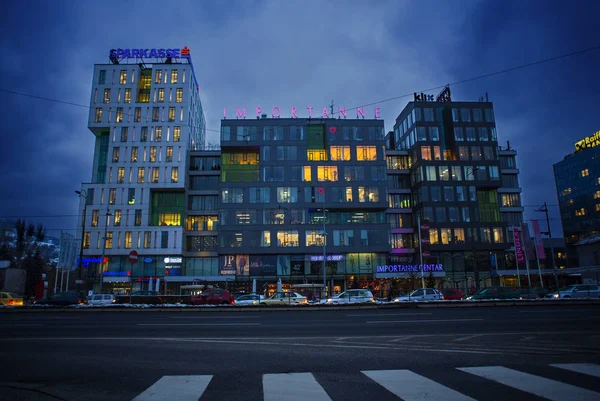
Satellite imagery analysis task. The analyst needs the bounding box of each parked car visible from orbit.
[441,288,464,301]
[465,286,520,300]
[0,292,24,306]
[34,291,86,306]
[260,291,308,305]
[88,293,116,305]
[321,289,375,304]
[519,287,551,299]
[392,288,442,302]
[549,284,600,299]
[191,288,234,305]
[120,290,165,305]
[234,294,265,306]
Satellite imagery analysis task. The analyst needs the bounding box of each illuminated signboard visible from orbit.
[224,106,381,119]
[103,271,130,277]
[310,255,345,262]
[376,264,443,273]
[109,47,190,60]
[164,257,182,264]
[575,130,600,152]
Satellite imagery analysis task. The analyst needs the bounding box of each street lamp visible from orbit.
[99,207,111,293]
[465,166,480,291]
[75,190,88,295]
[536,202,559,288]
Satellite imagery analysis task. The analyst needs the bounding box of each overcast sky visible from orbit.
[1,0,599,239]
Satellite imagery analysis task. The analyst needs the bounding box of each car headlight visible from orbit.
[465,296,472,300]
[553,293,560,298]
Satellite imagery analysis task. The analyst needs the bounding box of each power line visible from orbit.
[1,44,598,136]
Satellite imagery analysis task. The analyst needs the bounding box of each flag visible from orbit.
[531,220,546,260]
[513,227,525,263]
[521,223,535,261]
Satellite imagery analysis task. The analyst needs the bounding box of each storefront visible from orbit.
[101,272,131,295]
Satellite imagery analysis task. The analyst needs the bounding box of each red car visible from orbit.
[191,288,234,305]
[441,288,465,300]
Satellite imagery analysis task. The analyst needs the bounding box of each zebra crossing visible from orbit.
[131,363,600,401]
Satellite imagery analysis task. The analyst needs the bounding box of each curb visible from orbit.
[1,299,599,312]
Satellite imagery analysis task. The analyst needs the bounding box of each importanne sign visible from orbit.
[376,264,443,273]
[224,106,381,119]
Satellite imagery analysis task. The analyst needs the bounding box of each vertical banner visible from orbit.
[531,220,546,260]
[420,218,431,259]
[520,223,535,262]
[513,227,525,263]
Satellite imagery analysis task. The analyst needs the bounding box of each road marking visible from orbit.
[519,336,536,341]
[551,363,600,378]
[390,335,420,342]
[263,373,332,401]
[345,313,432,317]
[458,366,600,401]
[169,316,261,319]
[0,324,44,327]
[131,375,212,401]
[367,318,484,324]
[363,369,476,401]
[453,334,484,342]
[137,323,260,326]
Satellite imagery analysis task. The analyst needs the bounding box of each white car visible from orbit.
[549,284,600,299]
[234,294,265,306]
[88,293,116,305]
[322,289,375,304]
[261,292,308,305]
[392,288,442,302]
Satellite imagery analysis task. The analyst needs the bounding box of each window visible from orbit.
[460,108,471,122]
[471,146,482,161]
[484,108,494,122]
[108,188,116,205]
[430,229,439,245]
[333,230,354,246]
[306,230,325,247]
[135,209,142,226]
[173,126,181,142]
[439,166,450,181]
[91,210,99,227]
[112,147,120,162]
[581,169,590,177]
[261,231,271,247]
[129,147,138,163]
[493,228,504,243]
[358,187,379,202]
[440,228,452,244]
[124,232,132,249]
[222,188,244,203]
[575,208,586,216]
[423,108,434,122]
[462,207,470,222]
[161,231,169,248]
[303,166,312,182]
[433,146,441,160]
[466,127,476,141]
[155,126,162,142]
[290,126,305,140]
[417,127,427,141]
[473,109,483,122]
[117,167,125,183]
[119,70,127,84]
[425,166,437,181]
[151,167,159,183]
[250,188,270,203]
[126,188,134,205]
[176,88,183,103]
[356,146,377,161]
[371,166,386,182]
[596,204,600,212]
[152,107,159,122]
[330,146,351,161]
[594,190,600,199]
[94,108,102,123]
[123,88,131,103]
[155,70,162,84]
[501,193,521,207]
[277,231,299,247]
[168,107,175,122]
[454,127,464,141]
[113,210,121,226]
[421,146,432,160]
[277,187,298,203]
[105,232,113,249]
[332,186,353,202]
[489,166,500,180]
[103,88,111,103]
[451,166,462,181]
[443,186,454,202]
[276,146,297,161]
[165,146,173,162]
[144,231,152,248]
[456,186,466,201]
[171,167,178,183]
[478,127,489,141]
[344,166,364,182]
[170,70,178,84]
[150,146,157,162]
[317,166,338,181]
[429,127,440,141]
[120,127,128,142]
[140,126,148,142]
[157,88,164,103]
[99,70,106,84]
[307,149,328,161]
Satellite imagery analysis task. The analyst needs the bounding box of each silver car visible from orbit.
[550,284,600,299]
[392,288,442,302]
[322,289,375,304]
[234,294,265,306]
[88,293,116,305]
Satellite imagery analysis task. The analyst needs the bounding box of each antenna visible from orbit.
[330,100,334,118]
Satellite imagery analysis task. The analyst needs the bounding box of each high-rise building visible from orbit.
[77,47,205,293]
[386,88,525,290]
[553,130,600,267]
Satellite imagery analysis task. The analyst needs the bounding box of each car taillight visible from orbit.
[78,299,83,304]
[8,300,14,305]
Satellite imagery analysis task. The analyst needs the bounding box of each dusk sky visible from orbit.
[1,0,599,239]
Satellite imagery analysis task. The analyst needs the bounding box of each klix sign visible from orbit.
[224,106,381,119]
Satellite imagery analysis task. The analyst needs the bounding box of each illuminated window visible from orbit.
[330,146,351,161]
[173,126,181,142]
[261,231,271,247]
[481,228,492,243]
[83,232,91,249]
[307,149,327,161]
[124,88,131,103]
[345,187,353,202]
[105,232,113,249]
[171,70,178,83]
[103,89,111,103]
[303,166,312,182]
[113,210,121,226]
[454,228,465,243]
[433,146,441,160]
[124,232,132,249]
[168,107,175,122]
[358,187,379,202]
[317,166,338,181]
[440,228,452,244]
[356,146,377,161]
[562,188,572,196]
[493,228,504,243]
[108,188,116,205]
[421,146,432,160]
[596,204,600,212]
[155,70,162,84]
[159,213,180,226]
[429,229,439,245]
[128,188,135,204]
[155,127,162,142]
[131,147,138,163]
[151,167,159,183]
[277,187,298,203]
[158,88,164,102]
[136,167,145,184]
[594,190,600,199]
[171,167,179,183]
[150,147,157,162]
[575,208,586,216]
[277,230,299,247]
[306,230,325,246]
[117,167,125,183]
[94,108,102,123]
[144,231,151,248]
[116,107,123,123]
[186,215,218,231]
[112,147,120,162]
[581,169,589,177]
[119,70,127,84]
[91,210,99,227]
[176,88,183,103]
[567,199,574,205]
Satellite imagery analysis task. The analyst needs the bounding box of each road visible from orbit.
[1,305,599,401]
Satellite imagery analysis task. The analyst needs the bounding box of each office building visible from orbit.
[77,47,205,293]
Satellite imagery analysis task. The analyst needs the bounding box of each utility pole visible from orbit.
[541,202,559,288]
[99,207,111,293]
[75,190,88,295]
[322,201,327,297]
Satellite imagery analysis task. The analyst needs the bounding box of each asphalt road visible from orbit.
[1,305,599,401]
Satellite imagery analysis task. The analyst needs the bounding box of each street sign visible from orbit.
[129,250,139,264]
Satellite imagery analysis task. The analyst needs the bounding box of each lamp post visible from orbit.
[536,202,559,288]
[321,204,327,297]
[465,166,480,291]
[99,207,111,293]
[75,190,88,295]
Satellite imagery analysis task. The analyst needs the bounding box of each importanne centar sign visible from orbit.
[376,264,443,273]
[224,106,381,119]
[109,46,190,59]
[575,130,600,152]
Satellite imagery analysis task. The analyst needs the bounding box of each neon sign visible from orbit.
[575,130,600,152]
[109,47,190,59]
[310,255,344,262]
[224,106,381,119]
[376,264,443,273]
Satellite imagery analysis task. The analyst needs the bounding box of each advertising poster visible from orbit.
[290,259,305,276]
[236,255,249,276]
[220,255,236,275]
[277,255,290,276]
